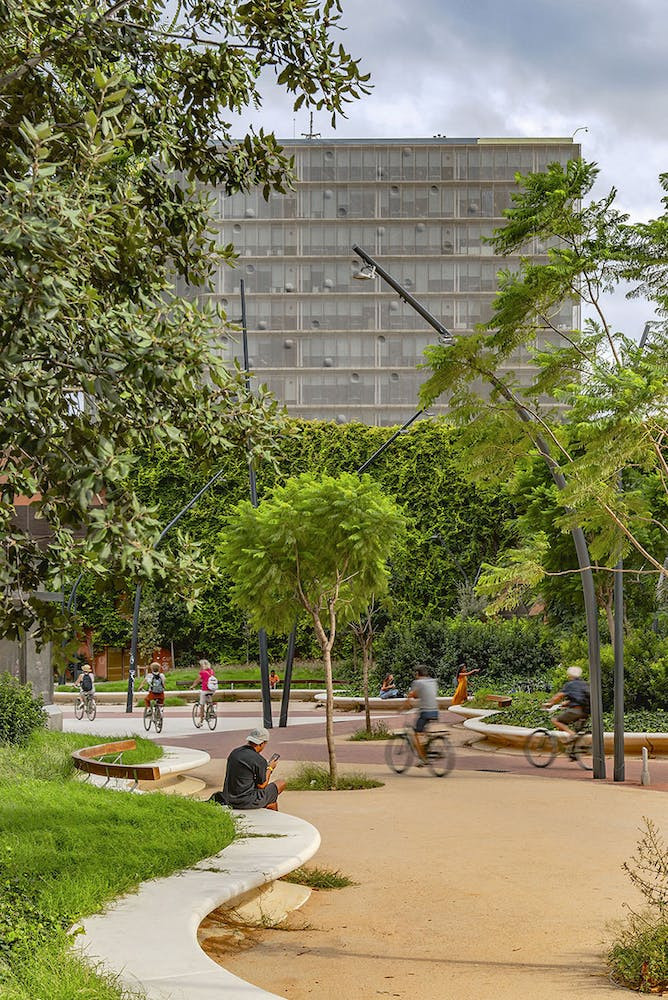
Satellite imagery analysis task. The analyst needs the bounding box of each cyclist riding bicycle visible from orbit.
[189,659,217,723]
[405,664,439,763]
[138,661,166,711]
[75,663,95,704]
[543,666,590,742]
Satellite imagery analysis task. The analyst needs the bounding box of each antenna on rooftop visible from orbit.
[301,112,321,141]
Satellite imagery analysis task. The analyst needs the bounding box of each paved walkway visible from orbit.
[68,701,668,999]
[64,702,668,790]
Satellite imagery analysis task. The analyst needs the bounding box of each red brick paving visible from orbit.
[152,708,668,794]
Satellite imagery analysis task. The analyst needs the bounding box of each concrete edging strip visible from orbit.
[78,809,321,1000]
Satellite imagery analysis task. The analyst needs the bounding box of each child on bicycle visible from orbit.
[405,664,439,762]
[543,666,590,739]
[139,662,166,710]
[75,663,95,705]
[190,659,217,723]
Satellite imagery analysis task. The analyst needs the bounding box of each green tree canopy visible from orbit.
[0,1,369,643]
[421,157,668,592]
[219,471,405,782]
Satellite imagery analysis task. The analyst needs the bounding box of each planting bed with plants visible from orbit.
[0,674,235,1000]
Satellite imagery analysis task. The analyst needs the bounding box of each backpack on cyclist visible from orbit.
[150,673,165,694]
[207,674,219,692]
[81,673,93,692]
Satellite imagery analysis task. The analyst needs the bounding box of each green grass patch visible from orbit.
[0,730,233,999]
[348,721,393,741]
[285,762,383,791]
[0,730,163,783]
[283,866,356,890]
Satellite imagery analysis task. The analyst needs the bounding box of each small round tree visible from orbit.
[219,472,405,786]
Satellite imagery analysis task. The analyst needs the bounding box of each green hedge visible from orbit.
[374,618,559,696]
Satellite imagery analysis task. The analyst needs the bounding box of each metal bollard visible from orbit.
[641,746,651,786]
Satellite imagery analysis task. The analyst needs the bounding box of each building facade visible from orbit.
[199,137,580,425]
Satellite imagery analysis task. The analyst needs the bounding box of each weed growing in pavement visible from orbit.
[607,818,668,993]
[282,866,356,890]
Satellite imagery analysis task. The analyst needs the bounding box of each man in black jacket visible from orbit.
[220,727,286,811]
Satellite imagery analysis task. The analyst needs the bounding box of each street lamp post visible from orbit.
[349,245,607,780]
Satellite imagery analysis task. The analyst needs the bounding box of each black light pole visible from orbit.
[350,245,607,779]
[241,279,273,729]
[124,463,229,712]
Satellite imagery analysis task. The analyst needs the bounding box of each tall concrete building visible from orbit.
[203,137,579,425]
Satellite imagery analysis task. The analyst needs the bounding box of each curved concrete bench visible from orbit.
[314,693,454,712]
[79,809,320,1000]
[74,742,210,792]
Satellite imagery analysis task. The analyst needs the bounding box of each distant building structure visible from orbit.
[182,136,581,425]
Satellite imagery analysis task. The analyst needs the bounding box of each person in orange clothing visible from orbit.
[451,663,480,705]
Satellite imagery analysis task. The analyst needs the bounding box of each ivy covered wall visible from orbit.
[77,419,514,663]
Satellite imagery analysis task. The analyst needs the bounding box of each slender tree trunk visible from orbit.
[362,643,371,734]
[322,640,337,788]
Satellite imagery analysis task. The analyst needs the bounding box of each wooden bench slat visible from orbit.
[72,740,161,782]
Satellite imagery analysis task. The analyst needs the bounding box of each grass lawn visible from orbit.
[0,730,235,999]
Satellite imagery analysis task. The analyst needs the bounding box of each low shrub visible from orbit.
[0,673,46,746]
[607,818,668,993]
[349,722,392,741]
[285,762,383,791]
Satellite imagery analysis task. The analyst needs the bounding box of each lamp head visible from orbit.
[353,263,376,281]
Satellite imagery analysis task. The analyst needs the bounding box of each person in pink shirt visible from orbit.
[190,659,216,723]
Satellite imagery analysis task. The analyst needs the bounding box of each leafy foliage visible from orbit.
[420,156,668,609]
[0,0,370,644]
[375,618,558,697]
[80,420,512,663]
[219,472,406,635]
[0,674,46,746]
[608,818,668,993]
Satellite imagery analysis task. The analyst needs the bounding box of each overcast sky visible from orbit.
[229,0,668,338]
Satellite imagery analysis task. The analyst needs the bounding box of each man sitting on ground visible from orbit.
[219,727,286,811]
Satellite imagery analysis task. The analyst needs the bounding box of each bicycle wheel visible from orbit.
[143,705,152,731]
[154,705,163,734]
[206,704,217,731]
[426,734,455,777]
[86,698,97,722]
[385,734,413,774]
[74,699,84,720]
[571,731,593,771]
[192,702,203,729]
[525,728,558,768]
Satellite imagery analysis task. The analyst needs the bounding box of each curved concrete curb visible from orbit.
[314,693,454,712]
[460,714,668,755]
[55,688,323,705]
[78,810,320,999]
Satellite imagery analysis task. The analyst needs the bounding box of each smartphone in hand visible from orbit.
[269,753,280,764]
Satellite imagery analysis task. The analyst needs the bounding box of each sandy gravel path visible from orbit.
[212,763,666,1000]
